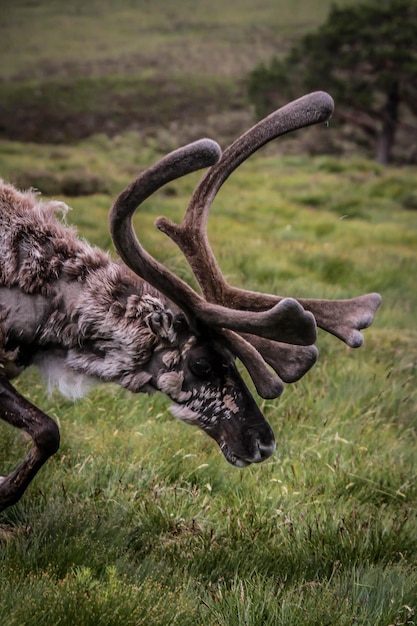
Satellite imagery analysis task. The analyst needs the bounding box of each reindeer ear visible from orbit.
[146,310,177,342]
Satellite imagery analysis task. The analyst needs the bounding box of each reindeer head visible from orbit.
[109,92,381,467]
[144,317,277,466]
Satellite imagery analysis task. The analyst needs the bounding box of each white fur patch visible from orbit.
[170,403,200,424]
[35,353,96,401]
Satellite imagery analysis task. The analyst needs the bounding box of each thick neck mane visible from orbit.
[0,181,163,383]
[0,181,110,295]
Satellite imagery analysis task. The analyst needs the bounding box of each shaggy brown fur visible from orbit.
[0,177,279,514]
[0,181,165,390]
[0,182,108,293]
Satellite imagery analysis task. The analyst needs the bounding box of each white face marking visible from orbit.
[170,403,200,424]
[171,383,239,428]
[223,393,239,414]
[157,371,192,403]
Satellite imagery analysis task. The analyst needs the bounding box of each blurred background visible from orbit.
[2,0,415,163]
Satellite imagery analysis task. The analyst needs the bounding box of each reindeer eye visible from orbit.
[190,357,212,378]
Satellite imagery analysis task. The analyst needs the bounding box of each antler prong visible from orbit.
[241,334,319,383]
[110,92,381,401]
[220,329,285,399]
[110,139,222,323]
[199,297,316,344]
[155,92,380,348]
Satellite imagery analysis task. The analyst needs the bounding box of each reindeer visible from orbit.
[0,92,381,511]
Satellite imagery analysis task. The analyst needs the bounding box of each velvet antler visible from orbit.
[110,92,381,399]
[110,139,301,398]
[156,92,381,348]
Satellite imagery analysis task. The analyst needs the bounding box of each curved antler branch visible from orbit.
[155,92,381,347]
[156,92,334,304]
[187,91,335,227]
[110,139,221,322]
[241,334,319,383]
[110,138,316,345]
[220,329,285,399]
[229,291,382,348]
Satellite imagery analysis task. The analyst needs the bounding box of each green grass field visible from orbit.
[1,1,417,624]
[0,0,357,144]
[1,137,416,625]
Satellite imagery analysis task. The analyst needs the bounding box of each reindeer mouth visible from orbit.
[170,402,252,467]
[219,441,252,468]
[170,402,276,467]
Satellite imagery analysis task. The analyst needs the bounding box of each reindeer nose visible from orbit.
[253,438,276,463]
[243,427,276,463]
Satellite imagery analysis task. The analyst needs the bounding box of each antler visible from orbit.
[110,138,314,399]
[110,139,315,343]
[110,92,381,399]
[155,91,381,348]
[150,93,337,395]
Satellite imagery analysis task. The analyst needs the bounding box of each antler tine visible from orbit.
[110,139,221,322]
[241,334,319,383]
[220,329,284,399]
[155,93,381,348]
[187,91,335,228]
[110,139,316,344]
[219,331,318,399]
[156,91,334,303]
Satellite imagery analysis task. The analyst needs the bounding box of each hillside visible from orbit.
[1,0,353,144]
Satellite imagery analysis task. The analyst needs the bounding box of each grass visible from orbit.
[0,0,358,143]
[1,0,416,623]
[2,0,352,81]
[0,131,417,624]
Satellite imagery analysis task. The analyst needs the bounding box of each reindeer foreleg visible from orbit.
[0,376,60,511]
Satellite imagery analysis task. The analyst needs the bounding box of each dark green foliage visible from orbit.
[248,0,417,163]
[0,74,239,144]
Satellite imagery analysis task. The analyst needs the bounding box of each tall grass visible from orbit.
[0,132,416,624]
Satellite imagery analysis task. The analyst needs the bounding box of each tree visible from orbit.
[247,0,417,164]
